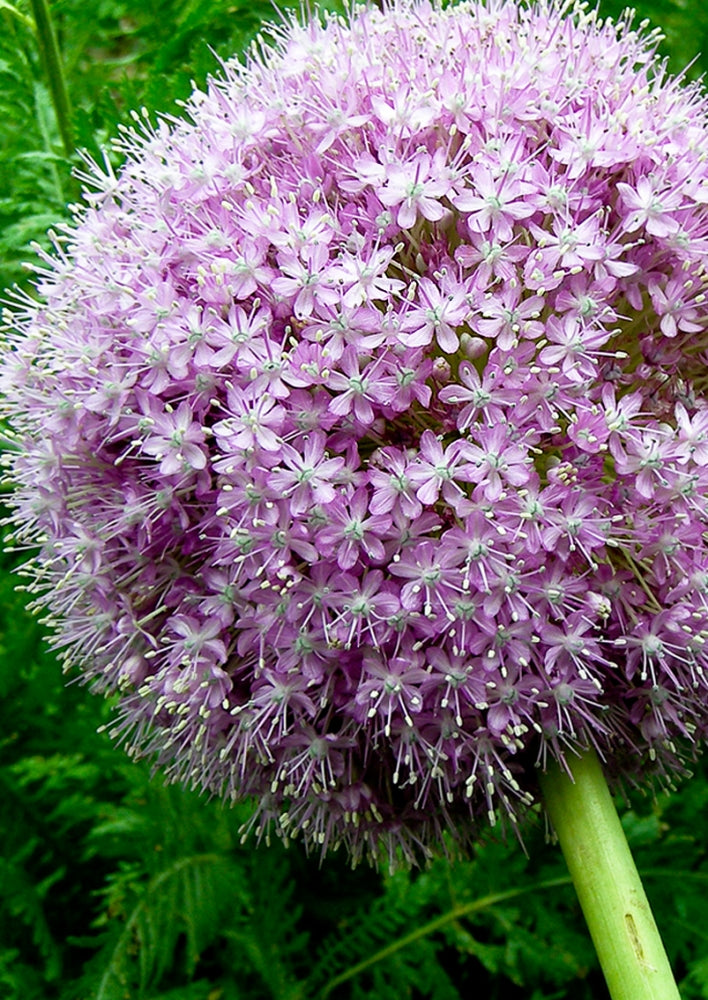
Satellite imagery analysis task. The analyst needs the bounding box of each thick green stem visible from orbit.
[29,0,74,157]
[539,748,681,1000]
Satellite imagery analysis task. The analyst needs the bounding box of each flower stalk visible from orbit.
[540,749,681,1000]
[29,0,73,157]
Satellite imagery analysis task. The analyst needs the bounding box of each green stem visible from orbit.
[28,0,73,158]
[539,748,681,1000]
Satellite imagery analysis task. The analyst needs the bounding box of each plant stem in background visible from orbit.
[540,748,681,1000]
[28,0,73,157]
[316,874,573,998]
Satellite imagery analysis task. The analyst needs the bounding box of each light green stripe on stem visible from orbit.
[29,0,73,157]
[540,747,681,1000]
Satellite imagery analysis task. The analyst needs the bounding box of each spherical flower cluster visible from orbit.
[5,0,708,864]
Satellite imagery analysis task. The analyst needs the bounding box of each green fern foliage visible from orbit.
[85,851,244,999]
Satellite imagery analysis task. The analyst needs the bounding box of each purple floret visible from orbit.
[4,0,708,865]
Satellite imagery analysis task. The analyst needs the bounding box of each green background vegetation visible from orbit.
[3,0,708,996]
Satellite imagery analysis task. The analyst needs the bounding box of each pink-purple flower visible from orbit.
[4,0,708,866]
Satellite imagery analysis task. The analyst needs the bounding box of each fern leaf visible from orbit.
[88,852,246,1000]
[311,863,572,999]
[0,852,62,982]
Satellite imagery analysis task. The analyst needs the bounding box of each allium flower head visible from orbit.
[5,0,708,864]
